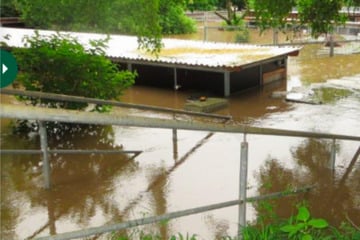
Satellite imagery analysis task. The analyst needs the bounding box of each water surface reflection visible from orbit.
[255,138,360,227]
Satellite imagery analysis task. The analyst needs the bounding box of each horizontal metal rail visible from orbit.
[0,89,231,120]
[262,39,360,47]
[0,149,142,155]
[35,186,312,240]
[1,104,360,141]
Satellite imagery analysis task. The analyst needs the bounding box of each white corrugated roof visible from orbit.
[0,27,300,70]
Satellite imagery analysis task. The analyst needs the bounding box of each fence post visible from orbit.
[273,28,279,45]
[172,128,178,161]
[39,121,51,189]
[329,34,334,57]
[203,12,208,41]
[238,134,248,238]
[328,138,336,170]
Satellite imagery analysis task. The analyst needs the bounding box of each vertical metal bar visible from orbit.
[273,28,278,45]
[39,121,51,189]
[329,34,334,57]
[259,64,263,85]
[127,63,132,71]
[172,128,178,161]
[203,12,208,41]
[238,134,248,238]
[224,71,230,97]
[329,138,336,170]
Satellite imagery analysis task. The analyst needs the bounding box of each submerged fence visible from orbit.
[193,10,360,57]
[1,90,359,240]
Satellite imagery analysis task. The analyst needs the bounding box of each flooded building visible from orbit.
[112,38,300,96]
[1,28,300,96]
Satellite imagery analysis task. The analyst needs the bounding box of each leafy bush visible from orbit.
[159,0,196,35]
[0,0,19,17]
[186,0,218,11]
[13,32,135,111]
[242,204,360,240]
[280,205,328,240]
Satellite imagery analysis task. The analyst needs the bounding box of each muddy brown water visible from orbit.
[1,27,360,239]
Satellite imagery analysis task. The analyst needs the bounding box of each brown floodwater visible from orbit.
[1,26,360,240]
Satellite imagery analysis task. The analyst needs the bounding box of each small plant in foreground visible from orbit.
[280,205,328,240]
[113,231,197,240]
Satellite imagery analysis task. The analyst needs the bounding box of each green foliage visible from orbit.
[347,0,360,6]
[11,0,196,51]
[251,0,296,30]
[113,0,163,53]
[0,0,19,17]
[113,231,197,240]
[235,29,250,43]
[331,222,360,240]
[12,32,135,111]
[222,17,249,43]
[250,0,348,37]
[241,202,360,240]
[107,203,360,240]
[159,0,196,34]
[297,0,346,38]
[185,0,247,11]
[186,0,219,11]
[280,205,329,240]
[217,0,247,10]
[12,0,163,52]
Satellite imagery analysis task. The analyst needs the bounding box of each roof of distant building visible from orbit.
[0,27,300,71]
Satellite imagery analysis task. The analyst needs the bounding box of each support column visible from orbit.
[127,63,132,71]
[238,134,248,238]
[224,71,230,97]
[329,34,334,57]
[259,65,263,86]
[39,121,51,189]
[174,68,179,90]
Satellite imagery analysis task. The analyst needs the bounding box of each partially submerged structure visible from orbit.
[1,28,300,96]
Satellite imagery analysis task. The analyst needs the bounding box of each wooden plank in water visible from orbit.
[184,98,228,113]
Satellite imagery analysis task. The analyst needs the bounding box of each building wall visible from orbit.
[229,58,287,94]
[177,69,224,95]
[230,67,260,93]
[127,63,225,95]
[132,64,174,88]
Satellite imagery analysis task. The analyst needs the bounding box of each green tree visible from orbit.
[12,32,135,111]
[12,0,163,52]
[297,0,346,37]
[251,0,296,31]
[0,0,19,17]
[11,0,196,50]
[186,0,247,11]
[249,0,351,37]
[345,0,360,7]
[159,0,196,34]
[217,0,247,10]
[186,0,219,11]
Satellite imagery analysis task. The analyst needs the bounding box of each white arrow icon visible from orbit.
[2,64,8,74]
